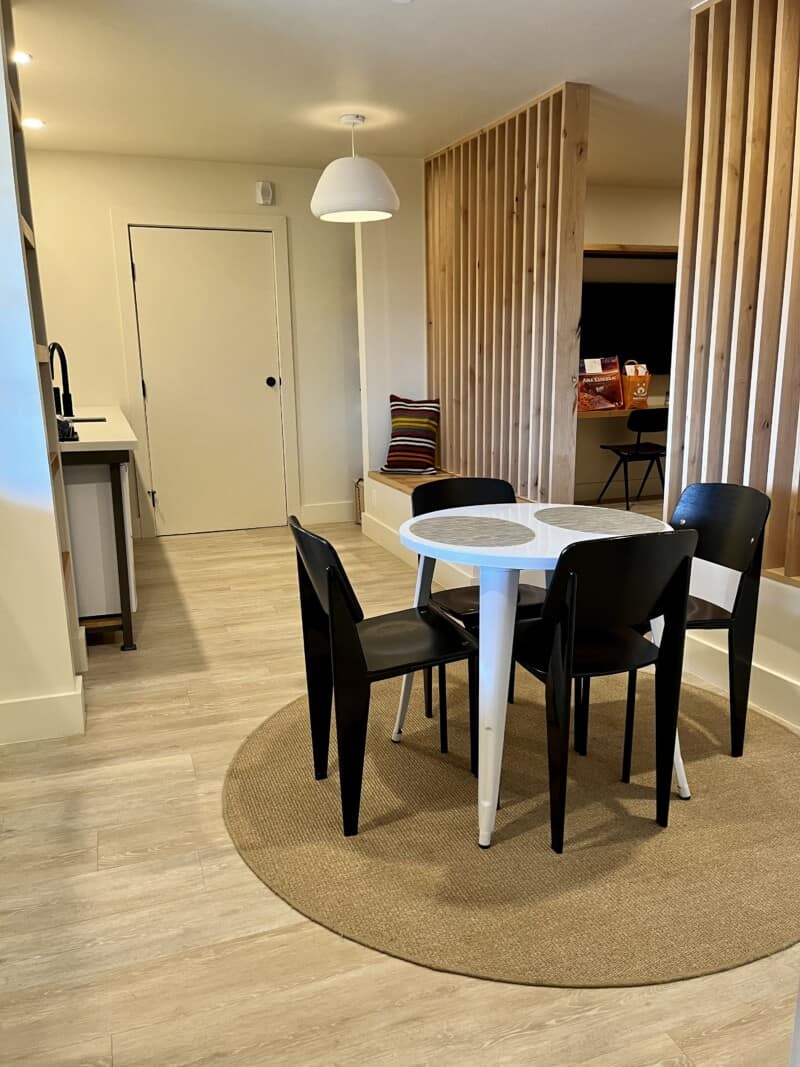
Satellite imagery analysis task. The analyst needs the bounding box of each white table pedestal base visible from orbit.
[477,567,520,847]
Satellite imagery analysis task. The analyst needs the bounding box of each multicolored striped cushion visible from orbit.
[381,394,440,474]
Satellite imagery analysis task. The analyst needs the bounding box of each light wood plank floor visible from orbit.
[1,524,798,1066]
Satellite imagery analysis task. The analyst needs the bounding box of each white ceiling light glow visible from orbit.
[310,114,399,223]
[21,117,46,129]
[11,50,32,64]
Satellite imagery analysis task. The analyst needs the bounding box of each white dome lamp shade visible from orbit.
[311,115,399,223]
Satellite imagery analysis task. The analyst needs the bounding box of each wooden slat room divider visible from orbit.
[425,82,590,503]
[670,0,800,575]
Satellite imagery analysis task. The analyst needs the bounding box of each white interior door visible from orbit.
[130,225,287,535]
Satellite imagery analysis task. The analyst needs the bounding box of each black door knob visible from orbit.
[265,376,277,388]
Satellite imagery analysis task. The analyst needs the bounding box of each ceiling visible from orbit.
[13,0,692,186]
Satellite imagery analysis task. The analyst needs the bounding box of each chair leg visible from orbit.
[728,623,754,757]
[655,455,665,490]
[654,659,681,830]
[636,459,656,501]
[438,663,448,754]
[622,670,637,783]
[573,677,589,756]
[597,458,622,504]
[333,678,371,837]
[545,677,571,854]
[468,655,479,777]
[424,666,434,718]
[508,661,516,704]
[622,460,631,510]
[301,633,333,780]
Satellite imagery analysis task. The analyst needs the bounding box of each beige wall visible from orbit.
[28,151,361,521]
[585,185,681,246]
[356,158,427,474]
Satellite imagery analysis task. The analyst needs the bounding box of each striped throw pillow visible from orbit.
[381,394,440,474]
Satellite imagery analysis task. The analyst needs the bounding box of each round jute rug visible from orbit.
[222,667,800,987]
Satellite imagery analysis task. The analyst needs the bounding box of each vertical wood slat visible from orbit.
[744,0,800,489]
[425,83,589,502]
[549,84,590,504]
[671,0,800,578]
[528,100,550,501]
[516,105,538,499]
[702,0,752,481]
[722,0,777,482]
[766,58,800,565]
[508,111,527,489]
[666,9,711,514]
[681,0,730,493]
[538,90,563,502]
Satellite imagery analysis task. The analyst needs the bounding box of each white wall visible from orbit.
[27,151,361,524]
[355,157,427,475]
[585,185,682,246]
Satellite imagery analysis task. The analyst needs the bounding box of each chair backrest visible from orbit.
[543,530,698,633]
[627,407,668,435]
[412,476,516,517]
[669,483,771,573]
[288,515,363,621]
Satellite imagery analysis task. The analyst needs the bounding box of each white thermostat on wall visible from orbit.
[255,181,274,206]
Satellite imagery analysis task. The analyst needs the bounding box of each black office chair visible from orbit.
[412,478,546,722]
[597,408,669,510]
[289,516,478,836]
[616,483,771,777]
[513,530,697,853]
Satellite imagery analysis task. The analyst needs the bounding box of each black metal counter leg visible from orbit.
[109,462,136,651]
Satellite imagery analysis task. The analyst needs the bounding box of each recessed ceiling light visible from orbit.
[11,50,32,64]
[22,117,46,129]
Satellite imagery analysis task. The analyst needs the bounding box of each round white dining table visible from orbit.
[394,501,691,848]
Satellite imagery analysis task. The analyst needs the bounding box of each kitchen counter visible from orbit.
[60,406,138,453]
[60,406,138,651]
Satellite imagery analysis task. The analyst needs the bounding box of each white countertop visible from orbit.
[59,406,138,453]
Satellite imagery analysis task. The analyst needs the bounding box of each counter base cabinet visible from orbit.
[62,446,138,652]
[64,464,137,617]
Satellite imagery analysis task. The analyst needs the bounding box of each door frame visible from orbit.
[112,209,301,538]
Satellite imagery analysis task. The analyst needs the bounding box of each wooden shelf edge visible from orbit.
[20,213,34,248]
[368,469,456,496]
[81,615,123,631]
[584,243,679,258]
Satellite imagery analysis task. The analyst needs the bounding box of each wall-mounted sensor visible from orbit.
[256,181,274,206]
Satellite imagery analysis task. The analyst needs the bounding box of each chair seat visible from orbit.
[599,442,667,459]
[358,607,477,681]
[430,583,546,630]
[514,619,660,680]
[686,594,732,630]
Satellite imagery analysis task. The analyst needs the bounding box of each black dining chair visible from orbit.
[616,483,771,776]
[412,477,546,723]
[597,408,669,510]
[513,529,697,853]
[289,516,478,836]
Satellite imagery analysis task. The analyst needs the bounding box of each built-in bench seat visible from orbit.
[367,469,456,495]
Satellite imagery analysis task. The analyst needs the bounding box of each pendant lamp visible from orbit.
[311,114,399,223]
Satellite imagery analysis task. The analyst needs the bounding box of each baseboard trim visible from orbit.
[300,500,355,525]
[684,633,800,733]
[0,676,86,745]
[362,511,474,588]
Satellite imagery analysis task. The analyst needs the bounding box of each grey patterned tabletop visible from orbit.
[534,505,665,535]
[409,515,536,547]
